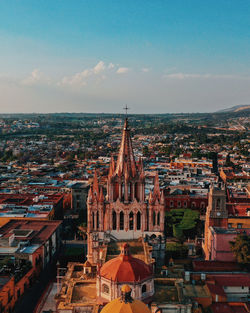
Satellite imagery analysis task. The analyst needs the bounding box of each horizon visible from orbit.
[0,104,250,115]
[0,1,250,113]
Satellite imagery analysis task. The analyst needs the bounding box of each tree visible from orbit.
[230,234,250,269]
[225,153,234,167]
[142,146,149,157]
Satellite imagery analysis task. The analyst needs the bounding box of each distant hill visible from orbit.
[217,104,250,113]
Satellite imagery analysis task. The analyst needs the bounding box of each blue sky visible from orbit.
[0,0,250,113]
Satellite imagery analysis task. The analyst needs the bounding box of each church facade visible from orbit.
[87,118,165,264]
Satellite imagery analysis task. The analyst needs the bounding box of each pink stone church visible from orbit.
[87,118,165,264]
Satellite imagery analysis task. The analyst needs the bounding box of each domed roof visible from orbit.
[100,284,151,313]
[100,243,152,283]
[121,284,132,293]
[100,298,151,313]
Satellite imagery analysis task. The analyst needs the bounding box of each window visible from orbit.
[120,211,124,230]
[153,211,156,226]
[237,223,242,229]
[137,211,141,230]
[129,212,134,230]
[157,212,160,226]
[216,199,220,210]
[96,211,99,230]
[228,223,232,228]
[92,212,95,229]
[178,201,181,208]
[184,201,187,208]
[142,284,147,294]
[170,201,174,208]
[102,284,109,294]
[112,211,117,230]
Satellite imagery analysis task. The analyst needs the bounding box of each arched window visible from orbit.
[122,183,124,199]
[120,211,124,230]
[92,212,95,229]
[146,209,149,231]
[157,212,160,225]
[137,211,141,230]
[96,211,99,230]
[102,284,109,294]
[129,212,134,230]
[153,211,156,226]
[112,211,116,230]
[134,183,138,200]
[142,284,147,294]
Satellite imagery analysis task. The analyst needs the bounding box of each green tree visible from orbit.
[230,234,250,269]
[142,146,149,157]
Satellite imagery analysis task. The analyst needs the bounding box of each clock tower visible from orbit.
[204,185,228,259]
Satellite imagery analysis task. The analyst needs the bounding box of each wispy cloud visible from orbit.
[116,67,130,74]
[141,67,150,73]
[163,72,250,80]
[22,69,51,86]
[59,61,116,86]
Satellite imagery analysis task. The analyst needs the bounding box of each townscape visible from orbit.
[0,109,249,313]
[1,1,250,312]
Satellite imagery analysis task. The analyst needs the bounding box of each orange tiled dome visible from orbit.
[100,284,151,313]
[100,243,152,283]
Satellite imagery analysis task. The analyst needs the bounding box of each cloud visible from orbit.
[108,63,115,69]
[116,67,130,74]
[22,69,50,86]
[93,61,106,74]
[59,61,117,86]
[141,68,150,73]
[163,72,250,80]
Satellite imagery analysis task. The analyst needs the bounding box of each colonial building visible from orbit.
[87,118,165,265]
[97,243,154,304]
[203,185,250,261]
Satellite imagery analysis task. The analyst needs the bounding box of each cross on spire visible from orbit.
[123,105,130,117]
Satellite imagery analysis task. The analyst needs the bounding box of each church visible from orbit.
[87,117,165,265]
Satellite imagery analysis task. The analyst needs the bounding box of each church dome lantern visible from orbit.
[100,284,151,313]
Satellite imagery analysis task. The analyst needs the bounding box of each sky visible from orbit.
[0,0,250,114]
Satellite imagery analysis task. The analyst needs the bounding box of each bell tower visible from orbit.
[87,117,165,265]
[206,185,228,226]
[204,185,228,260]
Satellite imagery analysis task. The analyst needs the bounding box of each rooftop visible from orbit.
[0,219,61,244]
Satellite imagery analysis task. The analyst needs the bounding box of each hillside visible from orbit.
[217,104,250,113]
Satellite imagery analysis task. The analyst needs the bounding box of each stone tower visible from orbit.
[87,118,165,265]
[204,185,228,260]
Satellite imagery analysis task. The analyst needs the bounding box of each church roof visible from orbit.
[100,284,151,313]
[114,118,137,177]
[100,297,151,313]
[100,243,152,283]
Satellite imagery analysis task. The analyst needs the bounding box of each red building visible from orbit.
[164,190,208,213]
[0,219,62,312]
[0,193,64,222]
